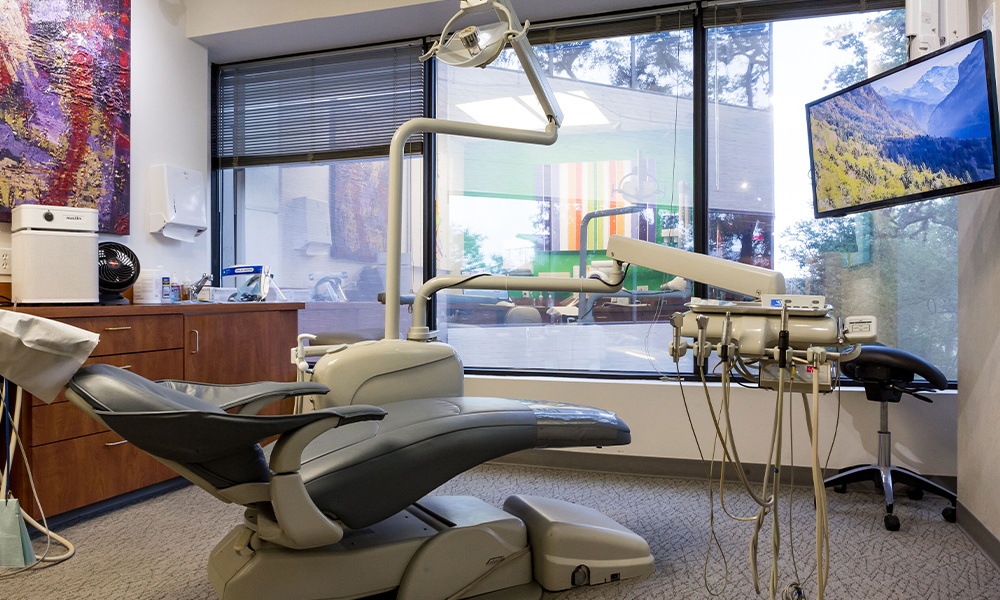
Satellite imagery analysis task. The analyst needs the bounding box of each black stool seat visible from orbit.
[826,345,955,531]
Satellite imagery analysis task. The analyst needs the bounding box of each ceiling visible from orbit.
[189,0,683,64]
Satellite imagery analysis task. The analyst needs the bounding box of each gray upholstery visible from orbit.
[68,364,384,488]
[67,364,632,531]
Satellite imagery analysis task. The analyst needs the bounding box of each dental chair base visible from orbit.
[209,494,653,600]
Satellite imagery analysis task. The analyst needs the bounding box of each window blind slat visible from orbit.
[213,43,425,167]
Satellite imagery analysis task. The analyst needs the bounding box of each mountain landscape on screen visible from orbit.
[808,37,997,215]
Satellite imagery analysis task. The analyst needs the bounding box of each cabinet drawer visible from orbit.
[29,349,185,442]
[20,431,178,520]
[60,314,184,356]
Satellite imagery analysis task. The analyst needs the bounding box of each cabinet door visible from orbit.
[22,431,178,519]
[183,309,299,384]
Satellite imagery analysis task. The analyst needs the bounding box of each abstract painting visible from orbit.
[0,0,131,234]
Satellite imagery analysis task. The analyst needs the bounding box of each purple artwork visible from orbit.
[0,0,131,234]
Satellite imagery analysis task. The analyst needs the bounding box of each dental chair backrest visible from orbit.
[64,365,274,501]
[63,364,376,507]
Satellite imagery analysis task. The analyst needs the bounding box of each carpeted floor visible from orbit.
[5,463,999,599]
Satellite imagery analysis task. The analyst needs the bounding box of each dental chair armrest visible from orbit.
[95,405,385,464]
[269,407,384,473]
[156,380,332,414]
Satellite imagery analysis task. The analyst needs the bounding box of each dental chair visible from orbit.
[62,363,654,600]
[824,345,956,531]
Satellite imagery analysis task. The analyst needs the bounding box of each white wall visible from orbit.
[957,187,1000,535]
[468,375,957,474]
[184,0,670,63]
[122,0,212,281]
[960,0,1000,546]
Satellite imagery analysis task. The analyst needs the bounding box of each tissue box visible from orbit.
[208,287,237,302]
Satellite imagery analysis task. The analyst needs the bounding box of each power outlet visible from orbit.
[0,247,10,276]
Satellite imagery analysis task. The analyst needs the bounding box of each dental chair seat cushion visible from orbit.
[290,397,630,529]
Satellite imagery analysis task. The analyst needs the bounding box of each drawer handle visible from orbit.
[105,440,130,447]
[103,326,133,332]
[119,365,133,370]
[191,329,200,354]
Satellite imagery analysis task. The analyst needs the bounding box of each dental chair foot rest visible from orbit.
[503,495,654,592]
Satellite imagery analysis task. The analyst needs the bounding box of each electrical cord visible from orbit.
[568,265,632,323]
[699,365,775,511]
[697,359,784,598]
[670,351,706,462]
[662,306,849,600]
[699,361,732,597]
[813,385,830,599]
[669,313,846,600]
[0,384,75,578]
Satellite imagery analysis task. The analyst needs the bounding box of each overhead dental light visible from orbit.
[614,165,661,203]
[419,0,563,127]
[383,0,574,340]
[430,20,509,68]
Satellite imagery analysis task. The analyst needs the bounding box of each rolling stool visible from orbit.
[826,345,956,531]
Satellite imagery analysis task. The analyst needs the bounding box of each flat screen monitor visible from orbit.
[807,31,1000,218]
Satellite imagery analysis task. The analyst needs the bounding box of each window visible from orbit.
[430,1,951,379]
[703,7,956,379]
[213,43,426,337]
[433,17,696,374]
[214,1,956,380]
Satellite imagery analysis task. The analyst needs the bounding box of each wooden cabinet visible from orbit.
[184,309,298,383]
[7,302,303,519]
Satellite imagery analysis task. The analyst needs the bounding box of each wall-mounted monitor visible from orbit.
[807,30,1000,218]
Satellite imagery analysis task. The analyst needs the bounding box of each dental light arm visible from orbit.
[605,234,785,299]
[385,0,562,340]
[604,235,868,361]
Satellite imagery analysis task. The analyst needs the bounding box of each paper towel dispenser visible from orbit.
[149,164,208,242]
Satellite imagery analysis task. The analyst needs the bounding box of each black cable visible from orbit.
[436,272,497,293]
[574,264,631,322]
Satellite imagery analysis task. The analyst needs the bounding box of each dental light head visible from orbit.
[421,0,563,127]
[430,20,509,69]
[614,164,661,203]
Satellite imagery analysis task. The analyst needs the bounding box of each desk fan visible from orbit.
[98,242,140,305]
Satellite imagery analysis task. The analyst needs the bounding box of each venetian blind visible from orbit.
[213,42,425,168]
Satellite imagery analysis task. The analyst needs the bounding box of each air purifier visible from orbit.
[11,205,99,304]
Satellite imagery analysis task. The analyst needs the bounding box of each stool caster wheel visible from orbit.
[943,506,956,523]
[906,487,924,500]
[884,514,901,531]
[833,484,847,494]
